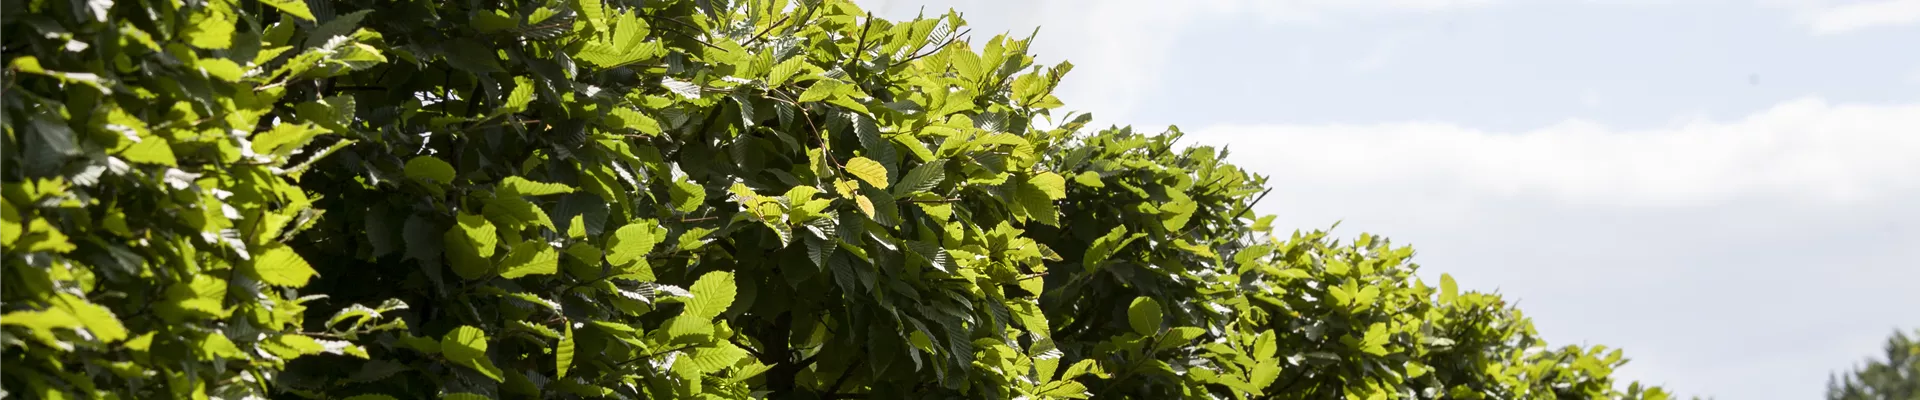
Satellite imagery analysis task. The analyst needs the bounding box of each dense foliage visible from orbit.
[1828,329,1920,400]
[1,0,1680,398]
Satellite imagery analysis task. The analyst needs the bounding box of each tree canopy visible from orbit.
[2,0,1679,398]
[1828,329,1920,400]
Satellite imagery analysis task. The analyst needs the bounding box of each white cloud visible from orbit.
[1799,0,1920,34]
[1189,98,1920,400]
[1193,98,1920,208]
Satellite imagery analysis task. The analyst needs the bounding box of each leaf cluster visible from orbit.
[1,0,1682,399]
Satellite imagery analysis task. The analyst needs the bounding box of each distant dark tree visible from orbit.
[1829,329,1920,400]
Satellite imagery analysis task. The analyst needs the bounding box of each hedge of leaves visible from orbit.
[1,0,1683,398]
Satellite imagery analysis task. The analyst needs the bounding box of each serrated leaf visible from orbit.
[609,107,663,136]
[891,161,945,198]
[1016,179,1059,226]
[557,323,575,378]
[799,80,838,103]
[845,157,890,189]
[606,221,661,267]
[246,243,318,287]
[1029,172,1066,200]
[499,241,559,279]
[767,56,808,86]
[1252,358,1282,387]
[444,326,505,382]
[688,341,749,373]
[663,78,702,99]
[499,176,574,197]
[686,271,736,319]
[454,213,497,257]
[1039,381,1090,398]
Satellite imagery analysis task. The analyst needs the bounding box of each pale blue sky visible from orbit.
[867,0,1920,399]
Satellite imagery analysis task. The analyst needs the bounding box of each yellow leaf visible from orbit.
[845,157,890,189]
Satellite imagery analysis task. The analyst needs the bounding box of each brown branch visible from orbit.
[844,12,875,70]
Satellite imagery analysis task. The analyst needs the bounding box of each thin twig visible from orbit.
[825,357,866,395]
[660,27,724,50]
[743,14,792,46]
[889,28,971,69]
[844,12,875,70]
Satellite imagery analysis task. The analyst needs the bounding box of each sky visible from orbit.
[861,0,1920,398]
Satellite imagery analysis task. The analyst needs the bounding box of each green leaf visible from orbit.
[1029,172,1067,200]
[404,156,456,185]
[445,39,505,74]
[1,204,19,247]
[1128,297,1162,336]
[247,243,318,287]
[8,307,88,346]
[186,7,236,49]
[262,334,328,359]
[1016,179,1059,226]
[52,294,127,343]
[260,0,315,21]
[1325,259,1351,276]
[252,122,326,161]
[1073,171,1104,188]
[606,221,662,268]
[453,213,498,258]
[1251,358,1282,387]
[197,58,246,81]
[443,393,490,400]
[891,161,946,198]
[504,76,536,113]
[119,137,179,166]
[1156,327,1205,352]
[444,326,505,382]
[1360,323,1390,356]
[1082,226,1140,274]
[686,271,736,319]
[845,157,890,189]
[609,107,663,136]
[1440,273,1458,304]
[499,176,575,197]
[687,342,749,372]
[1406,361,1431,378]
[799,80,839,103]
[767,56,809,86]
[671,176,705,212]
[557,323,575,378]
[498,241,559,279]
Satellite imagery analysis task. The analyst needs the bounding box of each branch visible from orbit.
[743,14,793,46]
[660,27,724,50]
[844,12,875,70]
[825,357,866,396]
[889,28,971,69]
